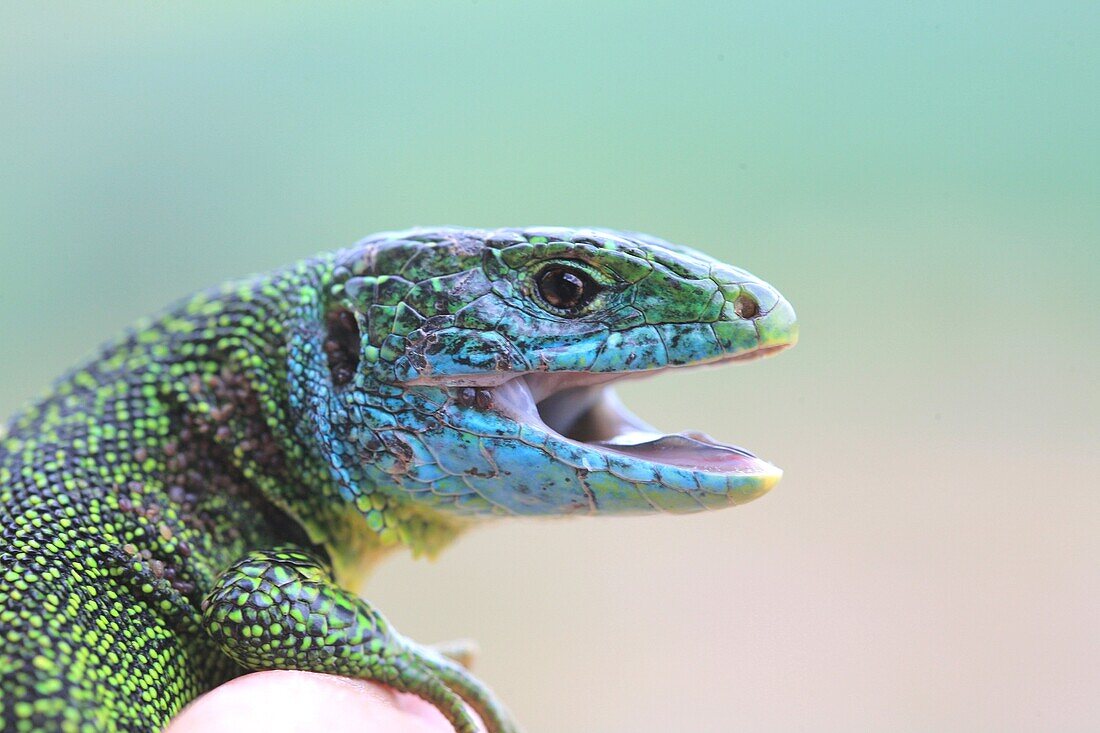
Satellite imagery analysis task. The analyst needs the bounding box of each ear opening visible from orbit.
[323,308,361,387]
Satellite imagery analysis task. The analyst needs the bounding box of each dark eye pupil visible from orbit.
[538,267,592,310]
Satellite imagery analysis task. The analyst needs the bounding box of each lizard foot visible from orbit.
[202,547,519,733]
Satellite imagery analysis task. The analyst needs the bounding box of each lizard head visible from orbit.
[309,226,797,534]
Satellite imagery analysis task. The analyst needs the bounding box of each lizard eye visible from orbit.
[536,265,599,313]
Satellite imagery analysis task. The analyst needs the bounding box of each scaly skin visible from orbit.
[0,227,797,731]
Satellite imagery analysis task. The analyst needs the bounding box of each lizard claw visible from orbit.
[429,638,480,669]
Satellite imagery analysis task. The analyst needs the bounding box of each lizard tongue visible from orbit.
[589,432,771,474]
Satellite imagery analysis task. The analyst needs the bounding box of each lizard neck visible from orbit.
[137,259,470,575]
[3,257,466,589]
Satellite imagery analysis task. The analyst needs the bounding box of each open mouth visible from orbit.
[487,351,785,477]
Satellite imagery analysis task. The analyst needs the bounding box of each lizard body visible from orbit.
[0,227,797,731]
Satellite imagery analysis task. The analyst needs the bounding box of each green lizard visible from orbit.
[0,227,797,732]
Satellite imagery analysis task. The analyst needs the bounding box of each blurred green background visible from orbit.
[1,3,1097,731]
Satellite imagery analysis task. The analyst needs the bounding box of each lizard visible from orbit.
[0,226,797,732]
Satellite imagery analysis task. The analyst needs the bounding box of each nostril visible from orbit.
[733,293,759,319]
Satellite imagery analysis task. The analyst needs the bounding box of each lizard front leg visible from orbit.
[201,547,517,733]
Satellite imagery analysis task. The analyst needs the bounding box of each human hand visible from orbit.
[166,670,483,733]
